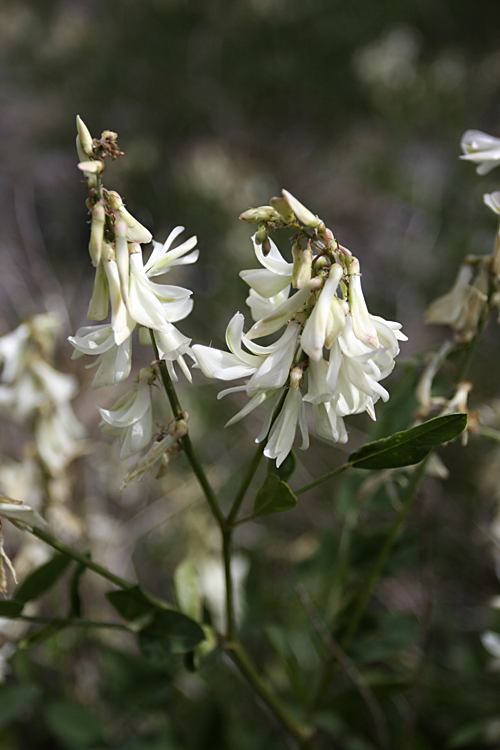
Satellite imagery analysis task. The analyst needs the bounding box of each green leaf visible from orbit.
[140,610,206,655]
[0,683,41,729]
[267,451,296,483]
[14,554,72,604]
[19,619,68,649]
[44,700,104,749]
[0,600,24,617]
[348,413,467,470]
[253,473,297,516]
[106,586,160,623]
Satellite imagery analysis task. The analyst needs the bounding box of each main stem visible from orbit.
[152,335,313,745]
[150,331,225,529]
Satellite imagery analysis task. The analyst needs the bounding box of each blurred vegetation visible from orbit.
[1,0,500,748]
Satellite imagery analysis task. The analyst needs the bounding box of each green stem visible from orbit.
[225,640,315,747]
[30,527,133,590]
[222,530,235,639]
[295,463,351,495]
[150,330,225,530]
[226,441,265,525]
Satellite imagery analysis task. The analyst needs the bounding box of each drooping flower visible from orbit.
[98,368,155,460]
[460,130,500,175]
[69,324,132,389]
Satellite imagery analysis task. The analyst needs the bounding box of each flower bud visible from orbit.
[282,189,322,229]
[270,196,295,223]
[114,221,130,303]
[108,191,152,244]
[296,248,313,289]
[76,115,94,158]
[87,261,109,321]
[89,201,105,267]
[292,241,302,287]
[78,160,104,174]
[239,206,280,223]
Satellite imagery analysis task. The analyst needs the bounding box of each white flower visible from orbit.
[0,324,30,384]
[348,258,379,348]
[128,250,193,332]
[460,130,500,175]
[152,327,195,383]
[0,496,47,529]
[264,385,309,466]
[144,226,198,277]
[102,244,136,346]
[98,369,155,460]
[246,283,314,340]
[35,403,86,476]
[301,264,343,362]
[69,324,132,389]
[312,402,348,444]
[193,314,300,393]
[239,235,293,299]
[245,286,291,322]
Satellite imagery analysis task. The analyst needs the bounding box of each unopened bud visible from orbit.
[262,237,271,256]
[282,189,322,229]
[114,221,130,302]
[78,160,104,174]
[89,201,105,267]
[309,276,324,292]
[291,241,302,287]
[239,206,280,223]
[270,196,295,223]
[296,248,313,289]
[76,115,94,158]
[314,255,329,269]
[102,130,118,142]
[108,191,152,244]
[255,224,268,245]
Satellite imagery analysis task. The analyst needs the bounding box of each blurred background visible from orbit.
[1,0,500,748]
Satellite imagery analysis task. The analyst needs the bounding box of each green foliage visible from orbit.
[14,554,72,605]
[106,586,160,623]
[0,601,23,617]
[0,684,40,730]
[139,610,206,656]
[349,413,467,470]
[253,473,297,516]
[43,701,103,749]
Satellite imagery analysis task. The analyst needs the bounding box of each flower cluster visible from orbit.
[193,191,406,466]
[69,117,199,466]
[0,313,85,477]
[426,128,500,341]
